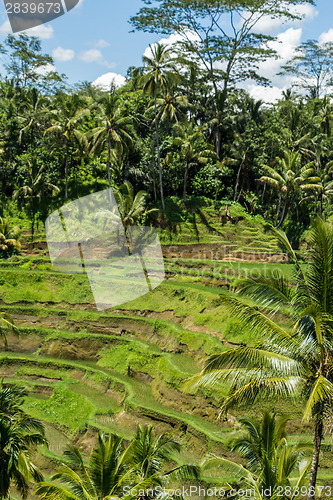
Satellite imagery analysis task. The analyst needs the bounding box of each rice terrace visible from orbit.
[1,0,333,498]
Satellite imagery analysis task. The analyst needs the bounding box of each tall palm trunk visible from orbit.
[276,195,289,229]
[308,420,323,500]
[107,132,113,208]
[234,161,244,202]
[183,162,189,203]
[215,126,222,157]
[151,139,157,202]
[107,133,112,190]
[65,142,69,200]
[154,90,165,210]
[275,193,282,227]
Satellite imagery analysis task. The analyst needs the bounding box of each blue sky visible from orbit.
[0,0,332,99]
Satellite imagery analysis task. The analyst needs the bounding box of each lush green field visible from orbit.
[0,227,330,494]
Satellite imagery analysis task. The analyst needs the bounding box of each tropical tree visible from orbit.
[259,150,321,227]
[202,411,311,499]
[130,424,199,486]
[139,42,180,210]
[317,97,333,137]
[13,161,60,242]
[114,181,156,229]
[35,426,198,500]
[153,92,188,125]
[300,166,333,216]
[0,217,21,258]
[90,93,133,195]
[96,181,155,233]
[45,93,89,199]
[0,416,46,499]
[97,180,157,266]
[18,87,49,146]
[281,40,333,98]
[1,34,54,88]
[0,380,47,499]
[187,219,333,498]
[35,433,132,500]
[172,122,215,202]
[131,0,308,119]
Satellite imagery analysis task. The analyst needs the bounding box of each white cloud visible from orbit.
[34,63,56,76]
[53,46,75,62]
[319,28,333,45]
[247,3,318,35]
[95,39,110,48]
[79,49,103,63]
[144,31,200,59]
[258,28,302,85]
[78,49,115,68]
[240,27,303,103]
[93,72,126,91]
[248,84,284,103]
[0,19,54,38]
[285,3,318,24]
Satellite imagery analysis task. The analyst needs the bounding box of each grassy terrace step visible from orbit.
[0,352,228,445]
[0,275,292,344]
[3,304,226,354]
[9,324,203,389]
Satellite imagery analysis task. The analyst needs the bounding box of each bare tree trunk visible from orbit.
[107,133,113,208]
[234,161,243,202]
[183,163,189,203]
[65,154,69,200]
[307,420,323,500]
[261,183,266,203]
[151,139,157,202]
[276,196,288,229]
[215,127,222,157]
[275,193,282,227]
[154,90,165,210]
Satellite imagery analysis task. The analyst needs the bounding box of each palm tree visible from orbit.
[0,416,46,499]
[172,122,215,202]
[131,424,198,482]
[97,180,157,265]
[18,87,49,146]
[35,433,132,500]
[90,93,133,198]
[317,97,333,137]
[140,43,180,210]
[0,217,21,258]
[300,167,333,216]
[202,411,311,500]
[13,161,60,242]
[187,219,333,498]
[114,181,156,230]
[45,93,89,199]
[36,426,198,500]
[259,150,321,228]
[97,181,155,233]
[152,92,188,125]
[0,380,47,499]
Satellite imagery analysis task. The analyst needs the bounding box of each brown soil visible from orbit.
[40,339,105,361]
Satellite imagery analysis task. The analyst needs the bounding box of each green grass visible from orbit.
[23,385,95,433]
[0,225,327,486]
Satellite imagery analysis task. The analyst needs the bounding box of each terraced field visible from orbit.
[1,224,333,491]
